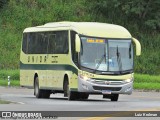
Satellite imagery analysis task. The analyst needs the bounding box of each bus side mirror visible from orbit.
[132,37,141,56]
[75,34,81,53]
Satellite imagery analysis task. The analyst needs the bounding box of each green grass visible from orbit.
[134,74,160,90]
[0,79,19,86]
[0,69,19,86]
[134,74,160,83]
[134,83,160,90]
[0,100,11,104]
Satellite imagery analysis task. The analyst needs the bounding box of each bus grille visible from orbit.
[93,86,122,91]
[90,80,125,85]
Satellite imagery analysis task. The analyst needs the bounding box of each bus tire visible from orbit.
[68,91,77,100]
[111,94,119,101]
[79,93,89,100]
[41,90,50,99]
[103,94,119,101]
[34,77,42,98]
[64,79,76,100]
[34,77,50,99]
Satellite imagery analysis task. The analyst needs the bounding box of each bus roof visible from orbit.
[23,22,131,38]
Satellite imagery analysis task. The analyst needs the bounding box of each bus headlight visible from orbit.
[124,78,134,83]
[79,75,90,81]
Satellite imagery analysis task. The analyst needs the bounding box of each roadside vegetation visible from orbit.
[0,70,19,86]
[134,74,160,90]
[0,0,159,90]
[0,99,11,104]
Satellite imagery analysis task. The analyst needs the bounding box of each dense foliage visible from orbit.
[0,0,159,74]
[0,0,8,8]
[89,0,160,30]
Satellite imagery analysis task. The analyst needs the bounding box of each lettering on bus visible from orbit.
[28,56,48,63]
[79,70,94,78]
[44,56,47,63]
[40,56,42,63]
[28,56,30,63]
[52,56,58,63]
[32,56,34,62]
[87,38,104,43]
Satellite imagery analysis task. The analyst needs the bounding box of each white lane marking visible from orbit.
[16,102,25,104]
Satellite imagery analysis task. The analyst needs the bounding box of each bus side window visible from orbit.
[55,31,69,54]
[48,31,68,54]
[62,31,69,54]
[28,33,35,54]
[48,33,56,54]
[42,33,49,54]
[22,33,27,54]
[71,31,78,65]
[27,32,48,54]
[36,33,44,54]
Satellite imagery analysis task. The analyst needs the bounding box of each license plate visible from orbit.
[102,90,111,94]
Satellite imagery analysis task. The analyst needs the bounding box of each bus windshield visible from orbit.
[80,37,133,74]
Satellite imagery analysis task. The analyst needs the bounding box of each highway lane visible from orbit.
[0,86,160,119]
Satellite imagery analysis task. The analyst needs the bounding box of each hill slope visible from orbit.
[0,0,159,74]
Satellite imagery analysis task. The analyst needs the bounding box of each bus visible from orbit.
[20,22,141,101]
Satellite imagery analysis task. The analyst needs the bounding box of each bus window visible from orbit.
[48,31,68,54]
[22,33,27,54]
[71,31,78,65]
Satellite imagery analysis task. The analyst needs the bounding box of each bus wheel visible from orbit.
[41,90,50,99]
[103,94,119,101]
[34,77,42,98]
[111,94,119,101]
[64,80,76,100]
[79,93,89,100]
[34,77,50,99]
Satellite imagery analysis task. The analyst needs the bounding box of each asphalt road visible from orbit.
[0,86,160,120]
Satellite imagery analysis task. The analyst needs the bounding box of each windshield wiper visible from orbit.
[94,54,106,73]
[94,46,106,73]
[116,46,122,71]
[129,43,132,59]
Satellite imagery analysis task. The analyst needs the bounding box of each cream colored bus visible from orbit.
[20,22,141,101]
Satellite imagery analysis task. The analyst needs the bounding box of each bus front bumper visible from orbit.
[78,76,133,95]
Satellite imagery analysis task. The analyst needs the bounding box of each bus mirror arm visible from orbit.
[75,34,81,53]
[132,37,141,56]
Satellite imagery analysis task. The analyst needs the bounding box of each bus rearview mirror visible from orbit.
[132,37,141,56]
[75,34,81,52]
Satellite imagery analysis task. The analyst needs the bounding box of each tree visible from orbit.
[89,0,160,30]
[0,0,9,9]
